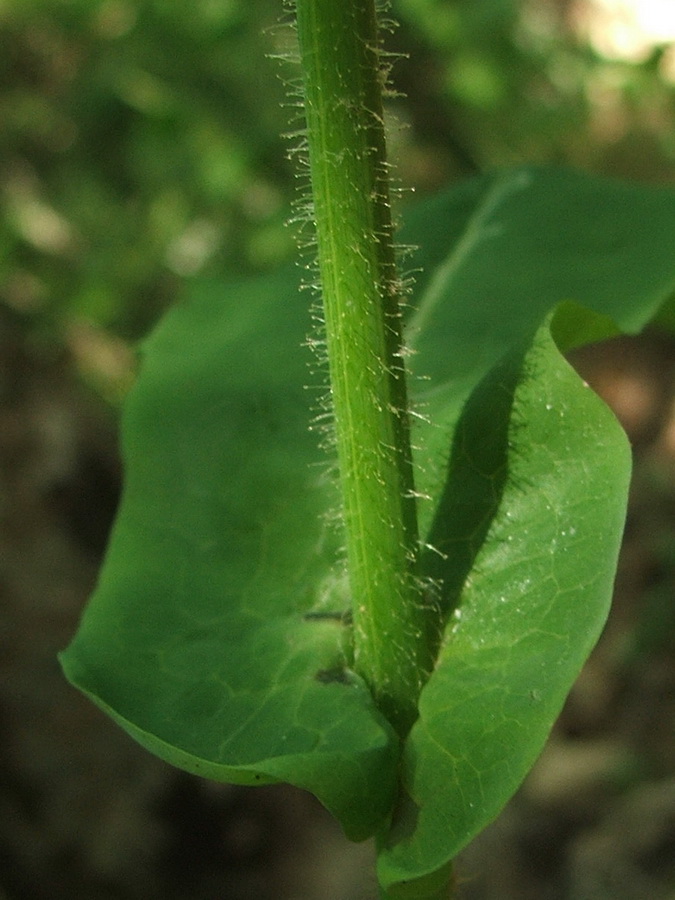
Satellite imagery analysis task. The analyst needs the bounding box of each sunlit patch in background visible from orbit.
[573,0,675,78]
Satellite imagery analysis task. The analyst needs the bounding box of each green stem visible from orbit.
[294,0,432,734]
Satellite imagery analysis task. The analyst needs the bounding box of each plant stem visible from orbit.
[294,0,432,734]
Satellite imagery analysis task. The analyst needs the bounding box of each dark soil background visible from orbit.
[0,314,674,900]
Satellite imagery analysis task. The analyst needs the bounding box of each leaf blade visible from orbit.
[378,322,632,892]
[60,271,399,841]
[403,167,675,534]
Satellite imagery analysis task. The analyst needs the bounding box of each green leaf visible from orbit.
[375,166,675,894]
[60,271,399,842]
[377,320,631,895]
[60,166,675,866]
[402,166,675,534]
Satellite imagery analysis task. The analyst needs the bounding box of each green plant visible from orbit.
[60,1,675,897]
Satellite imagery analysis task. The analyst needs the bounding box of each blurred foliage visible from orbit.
[1,0,674,381]
[0,0,293,347]
[392,0,675,181]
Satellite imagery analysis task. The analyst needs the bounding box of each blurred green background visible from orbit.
[1,0,674,400]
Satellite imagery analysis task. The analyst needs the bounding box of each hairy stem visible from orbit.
[295,0,433,735]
